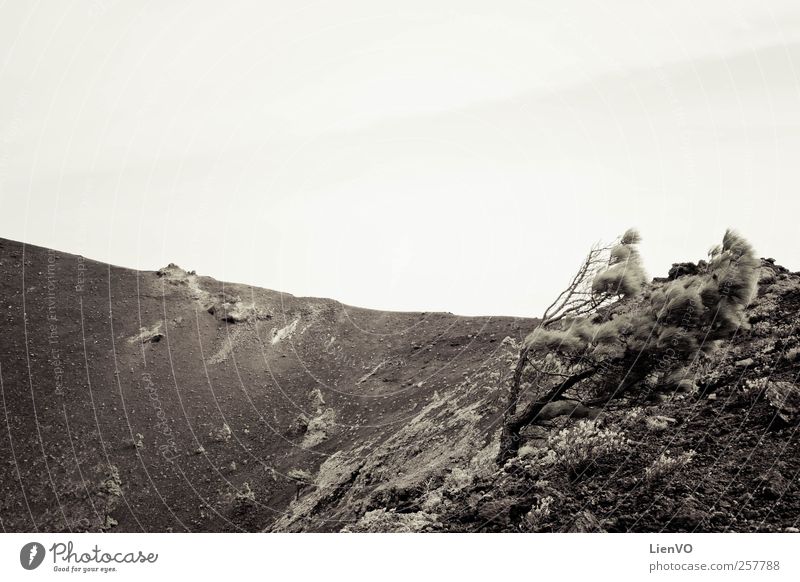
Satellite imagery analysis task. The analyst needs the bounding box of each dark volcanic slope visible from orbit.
[2,237,799,533]
[0,237,527,532]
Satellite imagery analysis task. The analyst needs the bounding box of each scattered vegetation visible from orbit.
[739,377,768,403]
[644,450,696,484]
[499,229,760,462]
[546,419,629,473]
[5,234,798,534]
[442,467,474,495]
[520,496,554,531]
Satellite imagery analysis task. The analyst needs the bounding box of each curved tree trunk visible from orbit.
[497,366,597,464]
[497,346,529,463]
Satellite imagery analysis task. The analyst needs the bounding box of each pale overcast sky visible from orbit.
[1,0,799,316]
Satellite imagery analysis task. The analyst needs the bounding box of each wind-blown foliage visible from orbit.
[538,229,644,328]
[498,229,760,463]
[591,228,648,298]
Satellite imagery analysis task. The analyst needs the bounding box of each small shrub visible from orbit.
[520,496,554,531]
[644,415,676,432]
[740,377,768,403]
[645,450,696,483]
[442,467,473,495]
[618,406,645,428]
[547,420,628,472]
[421,489,444,512]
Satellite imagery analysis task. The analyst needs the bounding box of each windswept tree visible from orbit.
[498,229,759,463]
[503,231,645,423]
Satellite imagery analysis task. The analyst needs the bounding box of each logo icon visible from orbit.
[20,542,46,570]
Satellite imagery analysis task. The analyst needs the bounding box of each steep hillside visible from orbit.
[431,258,800,533]
[0,237,798,533]
[0,237,525,532]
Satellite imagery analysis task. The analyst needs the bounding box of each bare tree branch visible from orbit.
[498,235,623,464]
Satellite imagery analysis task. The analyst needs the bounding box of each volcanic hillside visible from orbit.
[1,237,799,533]
[0,237,525,532]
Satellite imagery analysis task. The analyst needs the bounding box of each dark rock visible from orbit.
[671,507,707,530]
[668,262,700,280]
[760,470,789,500]
[670,497,708,530]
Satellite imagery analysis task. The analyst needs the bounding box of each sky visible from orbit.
[1,0,799,316]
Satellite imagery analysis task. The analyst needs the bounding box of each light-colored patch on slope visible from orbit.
[207,325,249,365]
[128,322,163,344]
[271,318,299,345]
[157,263,211,304]
[301,408,337,448]
[157,263,270,324]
